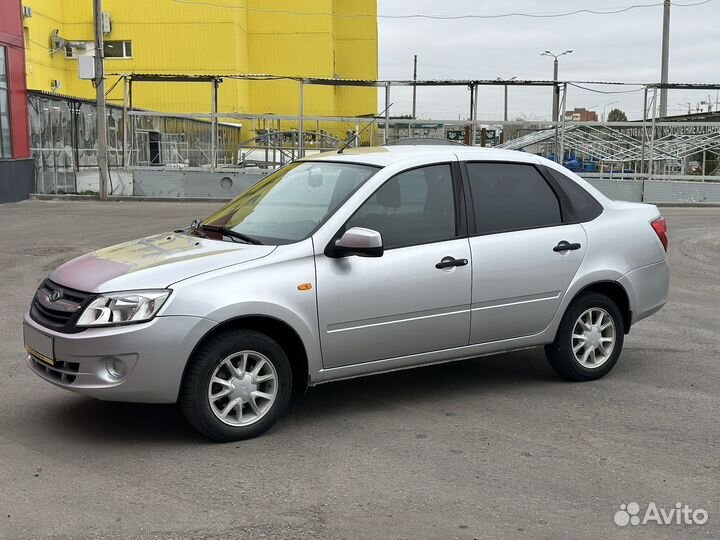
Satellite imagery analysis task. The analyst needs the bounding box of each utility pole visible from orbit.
[93,0,110,200]
[411,55,417,119]
[659,0,671,117]
[504,84,509,122]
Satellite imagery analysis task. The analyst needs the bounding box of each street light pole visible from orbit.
[603,101,619,122]
[541,50,573,122]
[552,57,559,122]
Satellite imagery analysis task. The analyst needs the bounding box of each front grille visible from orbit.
[29,355,79,384]
[30,280,92,333]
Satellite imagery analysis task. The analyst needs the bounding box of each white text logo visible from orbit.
[614,502,709,527]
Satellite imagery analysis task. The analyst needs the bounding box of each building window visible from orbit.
[103,41,132,58]
[0,47,13,158]
[64,41,132,59]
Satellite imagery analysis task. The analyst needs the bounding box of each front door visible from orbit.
[315,163,472,368]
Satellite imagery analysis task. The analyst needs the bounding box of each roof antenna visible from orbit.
[337,102,393,154]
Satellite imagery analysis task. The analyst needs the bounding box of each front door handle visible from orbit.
[435,256,469,269]
[553,240,582,252]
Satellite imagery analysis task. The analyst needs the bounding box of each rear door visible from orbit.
[461,160,588,344]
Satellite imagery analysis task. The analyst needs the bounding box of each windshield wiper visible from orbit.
[199,224,263,245]
[179,218,207,237]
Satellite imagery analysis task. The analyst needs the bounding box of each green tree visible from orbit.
[607,108,628,122]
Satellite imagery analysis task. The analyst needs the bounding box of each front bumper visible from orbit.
[23,313,216,403]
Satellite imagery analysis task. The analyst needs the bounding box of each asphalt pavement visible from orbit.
[0,201,718,540]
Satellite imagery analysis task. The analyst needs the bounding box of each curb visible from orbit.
[30,194,233,203]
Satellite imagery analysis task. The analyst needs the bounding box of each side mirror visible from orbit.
[329,227,383,258]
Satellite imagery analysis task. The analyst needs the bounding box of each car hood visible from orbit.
[49,232,276,293]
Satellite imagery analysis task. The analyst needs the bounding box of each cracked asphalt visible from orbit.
[0,201,718,540]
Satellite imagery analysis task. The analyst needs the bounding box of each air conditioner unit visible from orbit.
[22,5,32,18]
[50,29,67,52]
[102,12,112,34]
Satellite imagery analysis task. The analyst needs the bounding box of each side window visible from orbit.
[346,164,456,249]
[546,167,603,222]
[466,162,562,235]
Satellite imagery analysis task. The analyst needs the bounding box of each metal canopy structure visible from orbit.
[115,73,719,88]
[107,73,720,175]
[499,123,720,164]
[113,73,612,159]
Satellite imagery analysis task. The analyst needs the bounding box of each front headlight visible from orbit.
[76,290,171,327]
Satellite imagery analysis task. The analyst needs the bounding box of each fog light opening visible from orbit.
[106,358,128,380]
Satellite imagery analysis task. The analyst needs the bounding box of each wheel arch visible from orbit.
[181,315,310,398]
[567,280,632,334]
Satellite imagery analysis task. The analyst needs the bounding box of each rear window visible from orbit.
[546,168,603,222]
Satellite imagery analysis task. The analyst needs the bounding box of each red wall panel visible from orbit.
[0,0,30,159]
[0,0,23,37]
[6,46,29,158]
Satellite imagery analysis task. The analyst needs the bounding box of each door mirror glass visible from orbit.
[331,227,383,258]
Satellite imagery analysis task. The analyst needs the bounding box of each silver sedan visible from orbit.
[23,146,669,441]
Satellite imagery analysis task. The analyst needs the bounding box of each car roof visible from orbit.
[301,145,539,167]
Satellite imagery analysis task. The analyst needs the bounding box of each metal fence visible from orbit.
[29,92,122,193]
[28,91,241,193]
[28,77,720,197]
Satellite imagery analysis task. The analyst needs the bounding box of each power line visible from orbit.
[28,38,51,50]
[169,0,713,19]
[568,83,647,94]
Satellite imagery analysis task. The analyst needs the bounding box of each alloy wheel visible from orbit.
[208,350,278,427]
[571,307,616,369]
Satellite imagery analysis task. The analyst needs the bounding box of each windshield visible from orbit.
[201,161,379,245]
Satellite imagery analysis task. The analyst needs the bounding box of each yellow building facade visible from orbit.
[22,0,378,118]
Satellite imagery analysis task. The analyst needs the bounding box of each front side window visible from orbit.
[345,164,457,249]
[466,162,562,235]
[202,161,378,244]
[0,46,11,158]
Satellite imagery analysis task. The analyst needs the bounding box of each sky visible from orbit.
[376,0,720,121]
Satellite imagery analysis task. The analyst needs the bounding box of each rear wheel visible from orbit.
[545,292,625,381]
[180,329,292,441]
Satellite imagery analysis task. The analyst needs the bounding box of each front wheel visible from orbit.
[545,292,625,381]
[180,329,292,441]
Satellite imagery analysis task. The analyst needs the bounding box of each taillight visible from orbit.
[651,216,668,251]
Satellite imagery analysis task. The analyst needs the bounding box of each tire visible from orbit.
[545,292,625,381]
[180,329,292,441]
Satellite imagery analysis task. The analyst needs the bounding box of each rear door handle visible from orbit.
[436,256,469,269]
[553,241,582,252]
